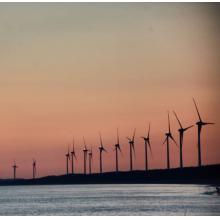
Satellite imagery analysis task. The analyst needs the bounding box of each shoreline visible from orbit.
[1,164,220,186]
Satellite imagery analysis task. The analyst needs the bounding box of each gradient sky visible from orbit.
[0,3,220,178]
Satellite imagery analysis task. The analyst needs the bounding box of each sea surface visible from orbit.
[0,184,219,215]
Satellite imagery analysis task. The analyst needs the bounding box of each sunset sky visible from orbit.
[0,3,219,178]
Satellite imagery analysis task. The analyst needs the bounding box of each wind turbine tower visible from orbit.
[71,137,77,174]
[88,148,93,175]
[12,161,18,180]
[83,137,88,174]
[173,111,193,168]
[141,123,152,171]
[114,128,122,172]
[126,129,136,172]
[98,132,107,174]
[32,159,36,179]
[163,112,178,169]
[65,147,70,174]
[193,98,214,167]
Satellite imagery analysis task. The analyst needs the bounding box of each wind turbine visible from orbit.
[98,132,107,173]
[83,137,88,174]
[126,129,136,172]
[32,159,37,179]
[65,147,70,175]
[193,98,214,167]
[114,128,122,172]
[141,123,152,171]
[163,112,178,169]
[12,161,18,180]
[88,147,93,175]
[173,111,194,168]
[71,137,77,174]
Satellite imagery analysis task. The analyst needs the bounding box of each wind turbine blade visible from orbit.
[119,146,123,157]
[147,123,151,138]
[148,141,153,157]
[147,138,151,148]
[99,132,103,147]
[193,98,202,121]
[173,111,183,128]
[184,125,194,131]
[132,144,136,157]
[126,137,131,141]
[118,146,122,153]
[132,128,136,141]
[73,152,77,160]
[163,137,167,145]
[117,128,119,144]
[170,135,178,147]
[203,122,215,125]
[168,112,171,133]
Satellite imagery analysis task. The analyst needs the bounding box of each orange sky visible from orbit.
[0,3,219,178]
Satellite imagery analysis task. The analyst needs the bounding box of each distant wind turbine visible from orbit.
[163,112,178,169]
[32,159,36,179]
[126,129,136,171]
[141,123,152,171]
[114,128,122,172]
[12,161,18,180]
[83,137,88,174]
[173,111,194,168]
[88,147,93,175]
[98,132,107,173]
[193,98,214,167]
[65,147,70,174]
[71,137,77,174]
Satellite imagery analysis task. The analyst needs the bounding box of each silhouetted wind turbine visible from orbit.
[173,111,194,168]
[88,147,93,175]
[83,137,88,174]
[12,161,18,180]
[114,128,122,172]
[126,129,136,171]
[71,137,77,174]
[163,112,178,169]
[32,159,36,179]
[98,132,107,173]
[141,123,152,171]
[193,98,214,167]
[65,147,70,175]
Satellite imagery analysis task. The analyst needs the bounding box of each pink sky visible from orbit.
[0,3,219,178]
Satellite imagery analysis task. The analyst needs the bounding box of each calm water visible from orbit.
[0,184,219,215]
